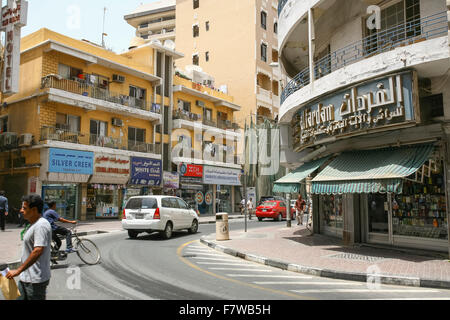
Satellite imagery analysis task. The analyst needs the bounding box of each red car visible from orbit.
[255,200,296,221]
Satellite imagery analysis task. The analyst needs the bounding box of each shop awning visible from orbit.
[311,144,435,194]
[273,157,330,194]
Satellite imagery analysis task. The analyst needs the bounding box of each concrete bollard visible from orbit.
[216,213,230,241]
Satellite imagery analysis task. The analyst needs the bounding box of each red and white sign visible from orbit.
[91,153,130,184]
[1,0,28,94]
[181,163,203,177]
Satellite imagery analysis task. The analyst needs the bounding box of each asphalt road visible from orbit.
[44,219,450,301]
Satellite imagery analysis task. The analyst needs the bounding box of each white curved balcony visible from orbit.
[279,11,449,123]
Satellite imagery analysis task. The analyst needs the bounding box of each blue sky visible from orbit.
[14,0,156,53]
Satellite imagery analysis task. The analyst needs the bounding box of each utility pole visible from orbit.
[101,7,107,48]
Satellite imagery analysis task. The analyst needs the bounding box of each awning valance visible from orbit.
[273,157,330,194]
[311,144,435,194]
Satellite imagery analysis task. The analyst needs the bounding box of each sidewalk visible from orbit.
[0,214,243,267]
[201,224,450,290]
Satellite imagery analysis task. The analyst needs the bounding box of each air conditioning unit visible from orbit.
[196,100,205,108]
[19,134,33,147]
[4,132,18,149]
[112,74,125,83]
[112,118,124,127]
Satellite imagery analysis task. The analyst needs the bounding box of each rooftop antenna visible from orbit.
[102,7,108,48]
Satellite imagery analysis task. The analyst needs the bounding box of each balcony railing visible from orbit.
[41,76,161,114]
[278,0,288,16]
[173,110,202,121]
[280,11,449,105]
[176,146,240,165]
[40,126,161,154]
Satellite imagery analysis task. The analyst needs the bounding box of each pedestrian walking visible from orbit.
[247,198,254,220]
[240,198,246,214]
[295,194,306,226]
[6,194,52,300]
[0,191,8,231]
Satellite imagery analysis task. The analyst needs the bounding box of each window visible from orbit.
[192,54,199,66]
[125,198,157,209]
[86,74,109,90]
[204,108,212,121]
[177,99,191,112]
[261,43,267,62]
[0,116,8,133]
[274,22,278,34]
[58,64,82,80]
[205,21,210,31]
[193,0,199,9]
[205,51,209,62]
[90,120,108,142]
[56,113,80,132]
[365,0,421,55]
[129,86,146,100]
[261,11,267,30]
[128,127,146,144]
[193,24,199,37]
[177,198,189,209]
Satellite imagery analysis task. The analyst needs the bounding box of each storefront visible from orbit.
[178,163,213,214]
[203,165,241,214]
[40,148,94,220]
[87,153,130,219]
[126,157,162,201]
[311,144,449,252]
[163,171,180,196]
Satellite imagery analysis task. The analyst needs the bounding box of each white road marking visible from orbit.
[186,252,227,257]
[193,257,240,261]
[254,281,363,285]
[197,262,264,266]
[227,274,313,279]
[208,268,273,272]
[290,289,441,293]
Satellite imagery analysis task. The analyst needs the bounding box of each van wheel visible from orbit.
[258,218,263,221]
[128,230,139,239]
[161,222,173,239]
[188,220,198,234]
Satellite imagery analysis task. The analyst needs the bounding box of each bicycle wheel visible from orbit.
[76,239,101,265]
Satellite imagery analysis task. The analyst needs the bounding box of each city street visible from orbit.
[44,219,450,300]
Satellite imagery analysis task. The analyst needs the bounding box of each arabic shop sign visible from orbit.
[294,71,416,150]
[130,157,162,186]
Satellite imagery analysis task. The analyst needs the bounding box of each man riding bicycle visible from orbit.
[43,201,77,253]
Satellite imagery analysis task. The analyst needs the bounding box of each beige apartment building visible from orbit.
[125,0,281,127]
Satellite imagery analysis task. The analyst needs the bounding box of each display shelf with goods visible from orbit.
[392,172,448,240]
[320,194,344,230]
[87,184,123,219]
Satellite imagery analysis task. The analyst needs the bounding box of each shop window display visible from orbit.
[320,194,344,231]
[368,193,389,234]
[87,184,122,219]
[393,171,448,240]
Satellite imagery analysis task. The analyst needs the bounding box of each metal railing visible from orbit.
[173,110,202,121]
[40,126,161,154]
[280,11,449,105]
[42,76,161,115]
[278,0,289,16]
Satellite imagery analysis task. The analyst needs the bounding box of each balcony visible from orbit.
[173,145,241,167]
[172,110,240,136]
[257,86,274,106]
[280,11,449,105]
[41,75,161,119]
[40,126,161,155]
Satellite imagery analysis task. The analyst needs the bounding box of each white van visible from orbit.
[122,196,199,239]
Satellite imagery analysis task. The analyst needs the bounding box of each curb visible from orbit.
[200,237,450,290]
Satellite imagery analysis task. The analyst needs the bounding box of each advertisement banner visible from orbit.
[130,157,162,186]
[48,148,94,175]
[203,166,242,186]
[91,153,130,184]
[179,163,203,184]
[163,171,180,189]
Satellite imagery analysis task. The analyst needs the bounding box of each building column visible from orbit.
[80,183,87,221]
[213,185,217,215]
[308,8,315,88]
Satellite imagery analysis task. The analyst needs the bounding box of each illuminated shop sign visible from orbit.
[293,71,417,151]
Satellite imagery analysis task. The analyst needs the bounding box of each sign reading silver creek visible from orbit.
[293,71,417,151]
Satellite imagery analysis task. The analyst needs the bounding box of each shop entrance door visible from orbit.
[367,193,393,245]
[42,185,78,220]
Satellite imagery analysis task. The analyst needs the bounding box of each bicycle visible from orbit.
[51,223,101,266]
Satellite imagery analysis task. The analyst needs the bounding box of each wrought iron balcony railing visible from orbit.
[40,126,161,154]
[41,76,161,115]
[280,11,448,105]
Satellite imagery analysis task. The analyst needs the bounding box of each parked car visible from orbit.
[122,196,199,239]
[255,200,296,222]
[258,196,285,206]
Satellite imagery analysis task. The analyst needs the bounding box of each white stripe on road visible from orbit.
[290,289,440,293]
[254,281,362,285]
[227,274,313,279]
[197,262,264,266]
[208,268,273,272]
[193,257,239,261]
[186,252,227,257]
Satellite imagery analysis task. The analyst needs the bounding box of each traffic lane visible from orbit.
[45,219,287,300]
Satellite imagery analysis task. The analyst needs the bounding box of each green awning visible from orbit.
[311,144,435,194]
[273,157,330,194]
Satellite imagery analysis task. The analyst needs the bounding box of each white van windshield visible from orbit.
[126,198,158,209]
